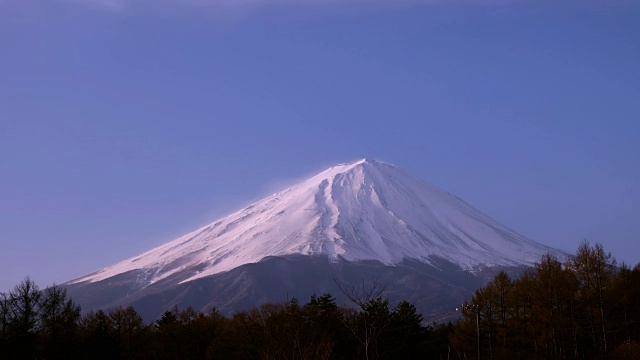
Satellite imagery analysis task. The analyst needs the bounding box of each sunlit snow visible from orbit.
[70,159,562,286]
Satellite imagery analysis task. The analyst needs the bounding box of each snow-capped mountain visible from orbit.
[69,159,561,290]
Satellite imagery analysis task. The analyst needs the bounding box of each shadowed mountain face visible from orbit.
[64,159,562,321]
[65,254,527,321]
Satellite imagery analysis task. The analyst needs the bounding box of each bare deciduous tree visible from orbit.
[336,279,390,360]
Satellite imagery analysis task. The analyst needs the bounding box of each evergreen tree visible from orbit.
[153,306,180,359]
[78,310,116,359]
[388,300,425,359]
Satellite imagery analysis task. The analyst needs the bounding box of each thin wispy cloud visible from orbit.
[61,0,127,11]
[0,0,449,24]
[3,0,627,20]
[7,0,441,12]
[2,0,634,13]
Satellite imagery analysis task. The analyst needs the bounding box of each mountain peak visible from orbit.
[333,158,384,169]
[353,158,377,165]
[70,160,563,287]
[321,158,379,173]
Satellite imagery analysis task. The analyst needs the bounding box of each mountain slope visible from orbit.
[69,159,561,290]
[66,254,523,321]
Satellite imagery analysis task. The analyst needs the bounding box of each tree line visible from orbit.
[0,279,449,359]
[1,241,638,359]
[451,241,640,360]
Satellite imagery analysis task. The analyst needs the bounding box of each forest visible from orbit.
[1,241,638,360]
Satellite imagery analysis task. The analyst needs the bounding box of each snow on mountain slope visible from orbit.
[70,159,561,287]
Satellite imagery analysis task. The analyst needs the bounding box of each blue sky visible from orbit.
[1,0,639,292]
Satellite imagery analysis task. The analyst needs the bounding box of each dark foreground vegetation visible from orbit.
[1,241,639,360]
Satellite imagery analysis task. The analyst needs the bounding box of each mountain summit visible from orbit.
[70,159,560,289]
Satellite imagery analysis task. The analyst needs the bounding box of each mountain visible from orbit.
[65,159,564,320]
